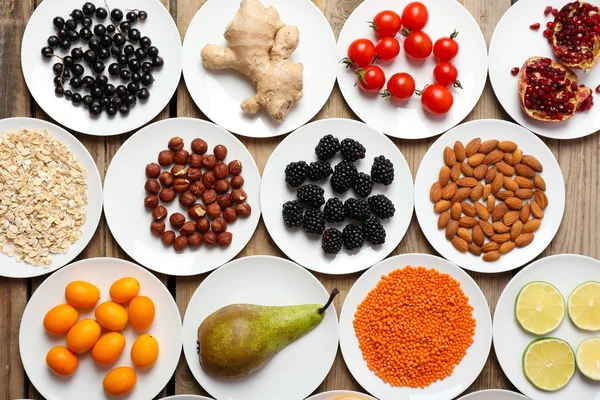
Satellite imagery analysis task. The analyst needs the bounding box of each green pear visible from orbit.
[197,288,339,378]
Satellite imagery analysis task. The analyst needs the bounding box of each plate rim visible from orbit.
[457,389,530,399]
[305,390,378,400]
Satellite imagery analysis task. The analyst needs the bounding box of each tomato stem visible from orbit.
[414,84,429,96]
[401,27,411,37]
[368,19,378,32]
[380,89,392,101]
[453,80,463,89]
[354,68,368,87]
[450,29,459,39]
[340,57,355,69]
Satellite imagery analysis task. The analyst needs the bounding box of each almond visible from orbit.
[460,162,474,177]
[439,165,451,187]
[430,182,442,202]
[450,163,461,182]
[514,176,534,189]
[499,241,516,255]
[487,195,496,212]
[491,202,508,222]
[510,220,523,241]
[459,216,478,228]
[474,201,490,220]
[481,241,499,252]
[472,225,485,246]
[520,203,531,223]
[470,183,484,201]
[451,236,469,253]
[485,167,497,184]
[530,200,544,219]
[491,233,511,243]
[503,176,519,192]
[515,233,534,247]
[491,172,504,193]
[496,161,515,176]
[483,251,501,262]
[445,220,459,239]
[451,187,471,203]
[457,227,473,244]
[441,182,458,200]
[533,175,546,191]
[461,201,477,217]
[468,243,482,256]
[496,190,515,200]
[515,163,535,178]
[515,188,534,200]
[438,212,451,229]
[523,218,541,233]
[479,139,499,155]
[513,149,523,164]
[534,190,548,209]
[465,138,481,156]
[483,184,492,200]
[479,220,495,237]
[522,155,543,172]
[451,202,462,220]
[444,146,457,167]
[505,197,523,210]
[473,164,488,180]
[504,152,515,166]
[434,200,452,213]
[467,153,485,167]
[457,177,479,187]
[493,222,511,233]
[498,140,518,152]
[503,211,520,226]
[484,149,504,165]
[454,141,466,162]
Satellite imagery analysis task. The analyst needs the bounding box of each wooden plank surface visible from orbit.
[3,0,597,398]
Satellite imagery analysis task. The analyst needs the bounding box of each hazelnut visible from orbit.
[150,220,165,236]
[144,194,159,209]
[168,137,184,151]
[217,232,233,247]
[189,153,204,168]
[188,233,202,248]
[214,144,227,160]
[191,138,208,154]
[180,192,197,208]
[207,203,222,218]
[202,189,217,205]
[217,193,232,208]
[203,154,217,169]
[214,163,229,180]
[145,179,160,194]
[187,168,202,182]
[188,204,206,220]
[190,181,206,197]
[212,217,228,234]
[158,150,174,166]
[223,207,238,223]
[171,164,187,178]
[203,231,217,246]
[231,189,247,203]
[236,203,252,217]
[215,179,230,193]
[174,149,190,165]
[196,218,210,234]
[161,230,176,246]
[152,205,168,220]
[159,171,174,187]
[180,221,196,236]
[228,160,243,175]
[174,236,187,252]
[230,175,244,189]
[202,171,216,188]
[170,213,186,229]
[145,163,161,178]
[159,188,176,203]
[173,178,190,193]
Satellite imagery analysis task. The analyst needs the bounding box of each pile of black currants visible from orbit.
[40,2,164,117]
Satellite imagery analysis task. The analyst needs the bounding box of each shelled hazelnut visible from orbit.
[159,188,176,203]
[168,137,184,151]
[171,164,187,178]
[179,192,197,208]
[218,232,233,247]
[174,236,187,252]
[201,189,217,205]
[158,150,174,166]
[236,203,252,217]
[203,231,217,246]
[223,207,237,223]
[159,171,174,187]
[215,180,230,194]
[230,175,244,189]
[203,155,217,169]
[189,154,204,168]
[214,145,227,160]
[217,193,232,208]
[173,178,190,193]
[231,189,247,204]
[180,221,196,236]
[214,163,228,179]
[202,171,216,188]
[188,204,206,220]
[152,205,168,220]
[144,195,159,209]
[145,179,161,194]
[187,168,202,182]
[196,218,210,234]
[206,203,221,218]
[228,160,242,175]
[188,233,202,248]
[190,181,206,197]
[145,163,161,178]
[191,138,208,154]
[174,149,190,165]
[211,217,227,234]
[161,231,175,246]
[150,221,166,236]
[169,213,186,229]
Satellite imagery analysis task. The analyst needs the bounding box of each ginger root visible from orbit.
[201,0,304,122]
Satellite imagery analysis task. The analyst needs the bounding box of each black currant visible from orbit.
[53,16,65,28]
[63,56,74,67]
[82,76,95,88]
[57,29,68,39]
[119,105,130,114]
[127,82,140,94]
[110,46,121,56]
[152,56,164,67]
[53,76,62,86]
[72,93,82,104]
[95,7,108,19]
[93,24,106,36]
[92,61,105,73]
[116,85,128,97]
[113,33,125,46]
[128,58,140,72]
[112,96,123,107]
[108,63,121,76]
[100,35,113,48]
[104,84,116,96]
[120,69,131,81]
[131,72,141,83]
[55,86,64,95]
[106,24,116,33]
[47,35,60,47]
[147,46,159,57]
[141,74,154,86]
[71,63,84,76]
[117,54,128,65]
[139,36,151,48]
[41,46,54,57]
[120,21,131,32]
[100,97,111,107]
[106,106,117,116]
[138,11,148,20]
[141,62,153,74]
[82,17,93,27]
[124,45,134,55]
[126,11,137,22]
[124,94,136,105]
[128,28,141,41]
[79,27,92,41]
[134,48,146,60]
[71,47,83,59]
[137,88,150,100]
[97,48,110,60]
[52,63,63,75]
[95,74,108,87]
[82,95,94,106]
[82,2,96,16]
[88,38,101,50]
[71,9,83,21]
[67,30,79,42]
[69,77,82,88]
[64,89,73,99]
[111,9,123,21]
[89,104,101,115]
[83,49,96,62]
[65,19,77,31]
[91,86,103,98]
[59,39,71,50]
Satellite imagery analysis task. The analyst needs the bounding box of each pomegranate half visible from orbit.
[518,56,592,122]
[550,1,600,71]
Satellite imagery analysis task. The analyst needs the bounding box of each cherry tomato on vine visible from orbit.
[381,72,416,101]
[433,30,460,61]
[369,10,402,37]
[402,2,429,31]
[433,62,462,88]
[417,84,454,114]
[404,31,432,60]
[342,38,376,69]
[356,65,386,93]
[375,37,401,61]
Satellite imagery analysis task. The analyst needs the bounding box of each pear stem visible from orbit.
[318,288,339,314]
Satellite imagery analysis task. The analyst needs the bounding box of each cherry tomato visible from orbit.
[342,38,376,69]
[404,31,432,60]
[402,2,429,31]
[381,72,416,101]
[417,84,454,114]
[433,62,461,87]
[375,37,400,61]
[433,30,460,61]
[356,65,386,93]
[369,10,402,37]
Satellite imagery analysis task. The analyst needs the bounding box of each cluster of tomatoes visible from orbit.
[342,2,461,115]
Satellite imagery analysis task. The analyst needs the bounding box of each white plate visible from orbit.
[336,0,488,139]
[260,118,414,275]
[19,257,183,400]
[489,0,600,140]
[414,119,565,273]
[21,0,182,136]
[0,117,102,278]
[103,118,261,276]
[493,254,600,400]
[182,256,339,400]
[306,390,377,400]
[339,253,492,400]
[160,396,214,400]
[182,0,337,138]
[458,389,529,400]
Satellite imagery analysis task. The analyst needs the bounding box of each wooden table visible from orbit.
[2,0,598,398]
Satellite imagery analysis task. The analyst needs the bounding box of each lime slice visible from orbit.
[515,281,565,335]
[523,338,575,391]
[568,281,600,331]
[576,337,600,381]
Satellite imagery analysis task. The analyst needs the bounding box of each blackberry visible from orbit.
[324,198,345,223]
[344,198,371,221]
[307,160,332,181]
[342,224,365,251]
[315,134,340,160]
[297,184,325,208]
[340,138,366,162]
[371,155,394,186]
[322,228,343,254]
[282,200,303,228]
[303,208,325,235]
[331,161,358,194]
[353,172,373,198]
[364,217,386,245]
[368,194,395,219]
[285,160,308,187]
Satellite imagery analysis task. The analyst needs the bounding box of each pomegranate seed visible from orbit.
[552,8,559,16]
[543,29,552,38]
[530,22,541,30]
[544,5,553,15]
[511,67,520,75]
[547,21,555,29]
[596,85,600,93]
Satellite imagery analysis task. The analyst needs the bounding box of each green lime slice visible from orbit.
[568,281,600,331]
[515,281,565,335]
[523,337,575,391]
[576,337,600,381]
